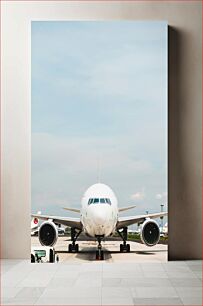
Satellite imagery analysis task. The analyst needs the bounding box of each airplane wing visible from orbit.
[62,207,80,213]
[118,205,136,212]
[116,212,168,229]
[31,214,82,230]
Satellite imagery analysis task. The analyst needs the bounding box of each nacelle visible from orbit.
[39,221,58,247]
[140,219,160,246]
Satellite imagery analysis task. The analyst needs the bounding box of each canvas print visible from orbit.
[31,21,168,263]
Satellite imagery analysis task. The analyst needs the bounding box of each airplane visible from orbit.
[31,183,167,260]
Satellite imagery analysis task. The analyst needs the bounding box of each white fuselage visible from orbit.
[81,183,118,237]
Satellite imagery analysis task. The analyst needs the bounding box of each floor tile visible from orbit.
[81,262,103,272]
[3,296,39,305]
[35,297,102,305]
[54,270,79,278]
[163,264,192,273]
[123,277,172,287]
[170,277,202,287]
[143,270,168,278]
[47,277,77,288]
[166,271,197,278]
[180,296,202,305]
[102,297,134,305]
[75,277,102,287]
[103,270,144,278]
[102,287,132,298]
[2,287,22,299]
[133,297,183,305]
[1,298,10,305]
[134,287,178,298]
[175,287,202,298]
[193,271,202,279]
[2,264,35,287]
[17,274,55,287]
[188,265,202,272]
[78,271,102,279]
[102,277,123,287]
[56,264,82,272]
[15,287,45,298]
[1,265,15,274]
[186,260,202,266]
[103,263,142,272]
[140,263,165,272]
[41,287,101,298]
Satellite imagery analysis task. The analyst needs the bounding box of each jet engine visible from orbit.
[39,221,58,247]
[140,219,160,246]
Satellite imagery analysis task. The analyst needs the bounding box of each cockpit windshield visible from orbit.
[88,198,111,205]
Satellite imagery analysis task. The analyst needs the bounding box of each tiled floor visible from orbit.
[1,260,202,305]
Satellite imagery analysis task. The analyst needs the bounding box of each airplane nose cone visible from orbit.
[95,215,106,225]
[93,209,107,225]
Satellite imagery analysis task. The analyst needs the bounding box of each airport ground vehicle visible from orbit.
[31,246,59,263]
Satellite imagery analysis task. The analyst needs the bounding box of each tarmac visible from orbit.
[31,236,168,262]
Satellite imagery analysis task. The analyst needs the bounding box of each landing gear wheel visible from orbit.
[120,243,130,252]
[96,250,104,260]
[117,227,130,253]
[100,250,104,260]
[75,244,79,252]
[69,228,82,253]
[120,244,124,252]
[96,250,99,260]
[68,244,73,253]
[69,244,79,253]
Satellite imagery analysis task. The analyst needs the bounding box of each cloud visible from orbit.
[155,192,167,200]
[156,193,162,199]
[131,189,145,201]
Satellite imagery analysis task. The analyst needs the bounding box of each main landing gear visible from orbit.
[68,228,82,253]
[96,236,104,260]
[117,227,130,252]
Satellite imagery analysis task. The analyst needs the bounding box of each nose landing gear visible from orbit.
[96,236,104,260]
[117,227,130,252]
[68,228,81,253]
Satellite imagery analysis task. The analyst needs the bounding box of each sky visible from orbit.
[31,21,168,222]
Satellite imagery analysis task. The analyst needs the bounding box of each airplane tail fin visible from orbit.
[31,217,39,229]
[62,207,80,213]
[119,205,136,213]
